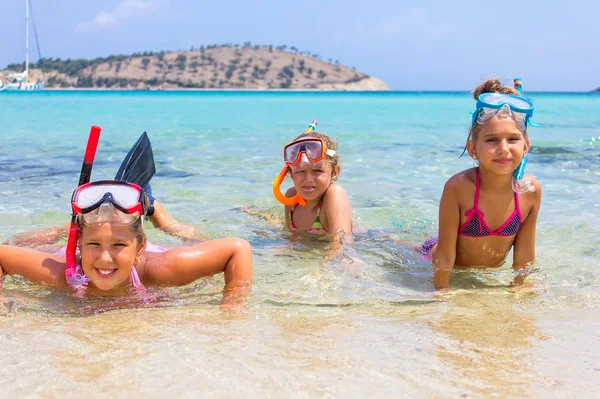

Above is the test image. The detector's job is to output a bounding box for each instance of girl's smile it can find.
[470,116,529,176]
[79,222,144,290]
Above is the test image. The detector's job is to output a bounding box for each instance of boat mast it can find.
[25,0,29,78]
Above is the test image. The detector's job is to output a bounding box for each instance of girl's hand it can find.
[221,280,252,313]
[326,246,364,278]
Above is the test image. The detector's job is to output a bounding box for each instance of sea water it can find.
[0,91,599,397]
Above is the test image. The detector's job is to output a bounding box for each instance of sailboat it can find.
[0,0,45,91]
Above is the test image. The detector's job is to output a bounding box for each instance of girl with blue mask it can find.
[423,78,543,289]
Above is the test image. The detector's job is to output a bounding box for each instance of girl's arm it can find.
[322,185,353,241]
[149,201,208,242]
[432,178,462,289]
[512,179,542,285]
[241,207,284,225]
[321,185,353,258]
[144,238,253,304]
[4,226,68,247]
[0,245,67,286]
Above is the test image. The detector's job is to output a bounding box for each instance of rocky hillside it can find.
[1,44,388,90]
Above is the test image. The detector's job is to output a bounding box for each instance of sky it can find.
[1,0,598,91]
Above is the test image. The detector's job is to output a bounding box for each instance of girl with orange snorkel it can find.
[0,126,252,305]
[272,120,353,254]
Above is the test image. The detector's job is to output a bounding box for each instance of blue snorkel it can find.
[512,78,527,182]
[512,78,536,193]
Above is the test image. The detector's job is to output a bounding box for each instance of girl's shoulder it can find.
[444,168,477,191]
[322,184,349,203]
[137,246,175,283]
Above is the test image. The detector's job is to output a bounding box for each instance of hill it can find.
[0,44,389,90]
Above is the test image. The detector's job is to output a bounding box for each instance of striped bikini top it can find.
[289,202,326,233]
[459,170,522,237]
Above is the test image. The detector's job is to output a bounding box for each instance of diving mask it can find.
[283,138,336,166]
[71,180,146,225]
[472,92,540,131]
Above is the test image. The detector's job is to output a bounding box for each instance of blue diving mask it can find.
[471,92,541,131]
[471,92,540,194]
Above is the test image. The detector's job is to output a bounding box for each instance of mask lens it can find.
[476,107,498,124]
[302,140,324,161]
[479,93,533,111]
[80,202,140,225]
[74,183,141,211]
[284,139,324,165]
[476,105,528,131]
[284,143,301,164]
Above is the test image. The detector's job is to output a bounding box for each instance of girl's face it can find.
[468,116,530,176]
[79,222,145,291]
[291,159,340,201]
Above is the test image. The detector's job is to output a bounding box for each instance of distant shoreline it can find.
[43,87,390,92]
[34,88,600,94]
[42,87,396,92]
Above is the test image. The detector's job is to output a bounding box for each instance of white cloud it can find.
[76,0,167,32]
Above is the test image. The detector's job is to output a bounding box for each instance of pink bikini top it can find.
[459,170,522,237]
[289,202,326,233]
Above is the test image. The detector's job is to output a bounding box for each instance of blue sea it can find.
[1,91,599,397]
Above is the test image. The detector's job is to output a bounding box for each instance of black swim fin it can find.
[114,131,156,188]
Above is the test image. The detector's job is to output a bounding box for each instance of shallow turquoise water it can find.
[0,91,599,397]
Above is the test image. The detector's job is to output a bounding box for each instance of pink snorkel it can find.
[65,125,102,289]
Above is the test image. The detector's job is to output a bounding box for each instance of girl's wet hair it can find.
[292,131,340,169]
[76,214,146,243]
[461,78,528,157]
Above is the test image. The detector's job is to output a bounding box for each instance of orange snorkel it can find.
[272,120,319,206]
